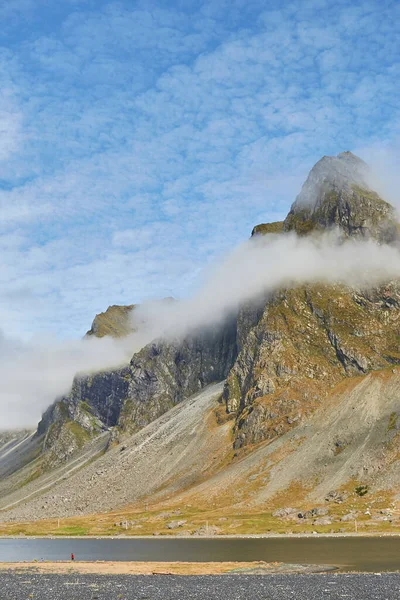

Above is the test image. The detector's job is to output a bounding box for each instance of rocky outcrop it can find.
[283,152,398,243]
[38,367,128,466]
[119,320,237,432]
[86,304,135,338]
[251,221,284,236]
[223,282,400,448]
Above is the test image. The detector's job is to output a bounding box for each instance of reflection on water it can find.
[0,537,399,572]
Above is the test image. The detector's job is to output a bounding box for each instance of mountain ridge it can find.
[2,150,400,533]
[32,151,400,464]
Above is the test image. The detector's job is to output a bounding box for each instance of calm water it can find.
[0,537,400,572]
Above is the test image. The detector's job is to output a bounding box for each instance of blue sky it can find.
[0,0,399,339]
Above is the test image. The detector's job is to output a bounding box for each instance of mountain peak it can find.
[283,151,398,242]
[292,151,370,210]
[86,304,135,338]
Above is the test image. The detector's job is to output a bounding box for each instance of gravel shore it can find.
[1,572,400,599]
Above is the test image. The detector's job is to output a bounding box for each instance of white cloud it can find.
[0,330,134,429]
[3,230,400,428]
[135,231,400,342]
[356,138,400,210]
[0,0,397,343]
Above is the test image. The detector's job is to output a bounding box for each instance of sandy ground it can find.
[0,560,332,575]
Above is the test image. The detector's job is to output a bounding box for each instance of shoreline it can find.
[0,560,337,575]
[1,532,400,539]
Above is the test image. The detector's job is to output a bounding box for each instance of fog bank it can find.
[133,231,400,340]
[3,230,400,429]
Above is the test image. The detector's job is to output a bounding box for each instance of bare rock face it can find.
[38,367,129,444]
[38,385,107,467]
[38,316,238,463]
[119,321,237,432]
[291,151,370,209]
[224,282,400,449]
[283,152,398,243]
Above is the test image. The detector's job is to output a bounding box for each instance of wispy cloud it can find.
[3,230,400,429]
[0,0,398,340]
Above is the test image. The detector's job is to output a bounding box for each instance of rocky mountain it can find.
[2,150,400,531]
[223,282,400,450]
[224,151,400,448]
[283,151,398,242]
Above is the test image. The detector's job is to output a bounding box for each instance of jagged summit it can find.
[292,151,370,210]
[252,151,398,243]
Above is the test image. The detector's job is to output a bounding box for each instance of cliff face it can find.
[223,283,400,449]
[38,369,128,465]
[38,315,237,464]
[119,320,237,432]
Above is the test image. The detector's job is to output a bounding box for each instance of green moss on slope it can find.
[86,304,135,338]
[251,222,284,236]
[65,421,92,448]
